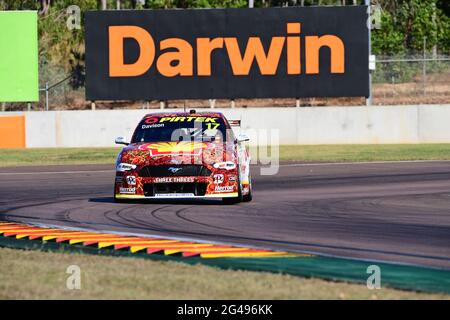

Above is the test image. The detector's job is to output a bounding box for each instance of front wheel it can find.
[242,175,253,202]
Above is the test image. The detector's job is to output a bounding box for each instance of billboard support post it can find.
[45,82,49,111]
[366,0,372,106]
[39,82,49,111]
[423,37,427,96]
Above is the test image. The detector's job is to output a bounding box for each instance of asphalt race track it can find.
[1,161,449,269]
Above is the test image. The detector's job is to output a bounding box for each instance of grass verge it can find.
[1,144,450,167]
[0,247,448,299]
[272,144,450,162]
[0,147,121,167]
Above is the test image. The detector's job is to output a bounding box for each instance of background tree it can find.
[0,0,448,90]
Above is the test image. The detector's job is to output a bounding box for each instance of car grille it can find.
[139,165,211,177]
[144,183,207,197]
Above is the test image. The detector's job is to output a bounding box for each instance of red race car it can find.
[114,110,252,204]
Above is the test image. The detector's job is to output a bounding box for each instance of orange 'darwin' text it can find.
[109,23,345,77]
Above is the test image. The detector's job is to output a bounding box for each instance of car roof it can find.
[143,111,225,118]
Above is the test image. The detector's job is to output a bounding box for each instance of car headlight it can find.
[116,163,137,172]
[213,161,236,170]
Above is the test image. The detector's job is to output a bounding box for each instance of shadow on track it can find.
[88,197,224,205]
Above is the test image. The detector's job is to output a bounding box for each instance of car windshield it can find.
[131,114,229,143]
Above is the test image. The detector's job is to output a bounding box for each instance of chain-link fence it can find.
[372,55,450,106]
[32,54,450,109]
[37,56,85,111]
[2,54,449,111]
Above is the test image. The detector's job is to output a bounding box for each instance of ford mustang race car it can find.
[114,111,252,204]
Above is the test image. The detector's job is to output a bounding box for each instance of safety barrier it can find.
[1,105,450,148]
[0,115,25,148]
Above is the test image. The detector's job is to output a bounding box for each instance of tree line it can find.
[0,0,448,88]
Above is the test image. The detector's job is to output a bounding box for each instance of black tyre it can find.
[242,175,253,202]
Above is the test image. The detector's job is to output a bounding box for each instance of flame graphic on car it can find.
[142,141,208,156]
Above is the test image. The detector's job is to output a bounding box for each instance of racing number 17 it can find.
[206,123,220,130]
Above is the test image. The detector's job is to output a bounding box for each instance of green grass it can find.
[0,147,121,167]
[271,144,450,162]
[0,247,448,300]
[1,144,450,167]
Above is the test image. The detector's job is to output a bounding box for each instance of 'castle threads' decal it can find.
[85,7,369,100]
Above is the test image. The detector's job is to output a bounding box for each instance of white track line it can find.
[1,159,450,175]
[280,159,450,167]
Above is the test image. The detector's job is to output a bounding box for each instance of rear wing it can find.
[228,119,241,127]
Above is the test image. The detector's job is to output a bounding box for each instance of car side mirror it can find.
[237,134,250,143]
[115,136,129,145]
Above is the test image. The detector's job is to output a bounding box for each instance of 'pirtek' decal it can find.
[144,115,218,124]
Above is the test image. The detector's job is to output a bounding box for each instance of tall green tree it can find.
[372,0,450,54]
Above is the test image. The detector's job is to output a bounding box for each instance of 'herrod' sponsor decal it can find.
[85,7,369,100]
[214,185,235,193]
[119,187,136,194]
